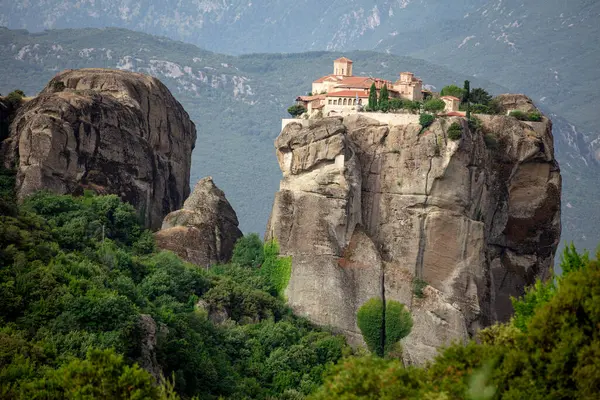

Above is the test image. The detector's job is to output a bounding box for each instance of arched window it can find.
[343,98,347,105]
[358,99,362,105]
[353,99,357,105]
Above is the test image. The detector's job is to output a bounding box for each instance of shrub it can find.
[232,233,264,268]
[260,239,292,298]
[5,89,25,109]
[413,278,428,298]
[470,104,493,114]
[388,98,404,111]
[287,104,306,117]
[384,301,413,356]
[356,298,413,357]
[419,114,435,129]
[356,298,384,357]
[528,111,542,121]
[423,98,446,113]
[509,110,528,120]
[447,122,463,140]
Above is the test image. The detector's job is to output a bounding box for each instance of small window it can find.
[328,99,332,105]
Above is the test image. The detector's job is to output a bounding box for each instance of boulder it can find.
[155,177,243,268]
[0,69,196,229]
[266,100,561,364]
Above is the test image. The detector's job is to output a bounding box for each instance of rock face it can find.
[155,177,243,268]
[0,69,196,229]
[266,95,561,364]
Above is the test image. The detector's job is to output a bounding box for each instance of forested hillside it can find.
[0,168,349,399]
[1,166,598,398]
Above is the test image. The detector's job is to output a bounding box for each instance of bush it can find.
[470,103,493,114]
[509,110,543,122]
[509,110,528,120]
[447,122,463,140]
[260,239,292,298]
[419,114,435,129]
[356,298,412,357]
[413,278,428,298]
[423,98,446,113]
[528,111,542,121]
[232,233,264,268]
[5,89,25,109]
[287,104,306,117]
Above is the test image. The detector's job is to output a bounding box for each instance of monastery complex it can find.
[294,57,461,118]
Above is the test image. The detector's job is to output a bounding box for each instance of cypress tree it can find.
[368,82,378,111]
[378,84,389,111]
[464,80,471,119]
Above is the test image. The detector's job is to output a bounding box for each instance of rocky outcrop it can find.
[266,96,561,364]
[0,69,196,229]
[155,177,243,268]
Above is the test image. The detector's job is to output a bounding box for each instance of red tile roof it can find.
[443,111,466,117]
[335,57,353,63]
[326,90,370,98]
[441,96,461,101]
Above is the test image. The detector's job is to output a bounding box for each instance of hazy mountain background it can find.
[1,0,599,250]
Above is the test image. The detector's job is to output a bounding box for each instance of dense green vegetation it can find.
[0,175,349,399]
[356,298,413,358]
[447,122,463,141]
[509,110,543,122]
[287,104,306,117]
[311,245,600,399]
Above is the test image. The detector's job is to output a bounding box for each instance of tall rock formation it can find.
[267,96,561,364]
[156,177,243,268]
[0,69,196,229]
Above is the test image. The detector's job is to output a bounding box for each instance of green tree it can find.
[378,84,389,112]
[21,348,178,399]
[440,85,465,99]
[464,80,471,119]
[470,88,492,105]
[447,122,463,140]
[260,239,292,298]
[423,98,445,113]
[356,298,413,357]
[368,83,378,111]
[419,114,435,130]
[287,104,306,117]
[232,233,264,268]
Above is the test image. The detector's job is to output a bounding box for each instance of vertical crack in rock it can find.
[415,156,433,279]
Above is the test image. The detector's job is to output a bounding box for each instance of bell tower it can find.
[333,57,353,77]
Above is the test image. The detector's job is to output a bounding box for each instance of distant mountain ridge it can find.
[0,26,598,251]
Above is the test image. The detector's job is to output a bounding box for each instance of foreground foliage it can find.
[312,246,600,399]
[0,184,349,399]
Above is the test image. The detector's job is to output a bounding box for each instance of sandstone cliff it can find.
[156,177,243,268]
[266,96,561,364]
[0,69,196,229]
